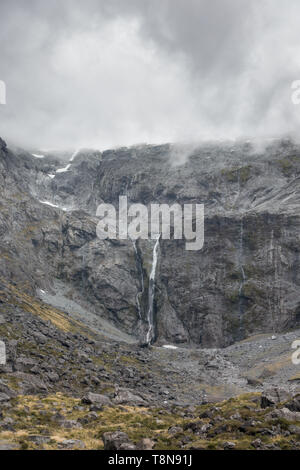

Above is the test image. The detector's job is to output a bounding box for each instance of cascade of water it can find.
[270,229,280,333]
[132,240,144,320]
[69,149,80,162]
[146,235,160,345]
[238,217,246,336]
[233,170,241,207]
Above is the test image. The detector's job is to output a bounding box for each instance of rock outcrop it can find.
[1,137,300,347]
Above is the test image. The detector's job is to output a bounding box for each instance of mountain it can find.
[0,136,300,450]
[1,137,300,347]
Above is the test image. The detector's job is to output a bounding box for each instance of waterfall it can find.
[132,240,144,320]
[238,217,246,336]
[268,229,278,333]
[69,148,80,162]
[146,235,160,345]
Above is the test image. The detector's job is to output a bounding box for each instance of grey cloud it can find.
[0,0,300,149]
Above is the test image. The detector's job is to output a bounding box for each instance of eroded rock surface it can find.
[2,137,300,347]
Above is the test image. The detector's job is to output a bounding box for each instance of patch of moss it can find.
[221,166,252,184]
[242,282,265,301]
[277,156,299,177]
[224,289,240,303]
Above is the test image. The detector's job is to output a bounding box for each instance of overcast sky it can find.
[0,0,300,150]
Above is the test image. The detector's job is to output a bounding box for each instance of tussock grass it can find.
[0,392,299,450]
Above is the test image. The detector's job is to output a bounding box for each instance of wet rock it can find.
[4,137,300,349]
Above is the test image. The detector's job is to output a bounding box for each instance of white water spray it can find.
[146,235,160,345]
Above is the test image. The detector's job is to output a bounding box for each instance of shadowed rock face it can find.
[1,136,300,347]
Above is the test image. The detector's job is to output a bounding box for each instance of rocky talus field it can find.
[0,136,300,450]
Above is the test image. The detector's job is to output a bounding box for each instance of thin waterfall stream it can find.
[238,217,246,337]
[146,235,161,345]
[132,240,144,320]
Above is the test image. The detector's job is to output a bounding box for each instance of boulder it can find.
[247,377,263,387]
[81,392,111,407]
[12,372,48,394]
[285,394,300,412]
[0,393,10,403]
[288,425,300,436]
[270,408,300,422]
[59,439,86,449]
[137,438,155,450]
[0,417,15,431]
[27,435,51,445]
[168,426,183,435]
[102,431,131,450]
[114,388,146,406]
[60,419,82,429]
[119,443,137,450]
[261,388,291,408]
[251,439,262,449]
[0,380,16,398]
[223,441,236,450]
[0,440,19,450]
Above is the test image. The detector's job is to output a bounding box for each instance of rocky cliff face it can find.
[1,136,300,348]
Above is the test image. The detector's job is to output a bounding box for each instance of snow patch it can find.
[55,148,80,173]
[162,345,178,350]
[48,174,55,179]
[39,200,67,211]
[56,164,71,174]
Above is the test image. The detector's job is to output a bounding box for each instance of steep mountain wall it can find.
[1,137,300,347]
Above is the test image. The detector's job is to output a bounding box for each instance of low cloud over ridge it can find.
[1,0,300,149]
